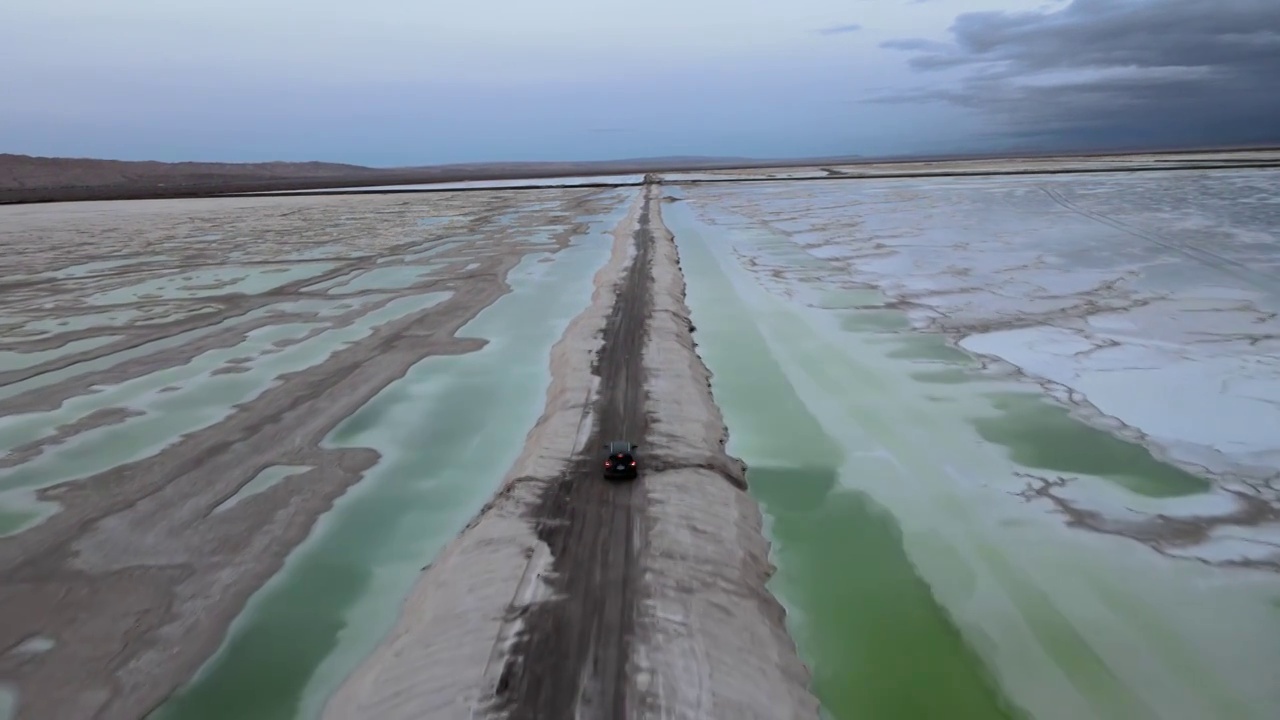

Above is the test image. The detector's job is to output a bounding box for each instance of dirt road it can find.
[492,192,654,719]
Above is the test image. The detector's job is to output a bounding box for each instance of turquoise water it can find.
[150,190,634,720]
[665,193,1272,720]
[0,295,450,537]
[0,335,122,373]
[972,392,1208,497]
[668,198,1022,719]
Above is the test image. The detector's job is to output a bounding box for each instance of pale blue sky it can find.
[2,0,1276,165]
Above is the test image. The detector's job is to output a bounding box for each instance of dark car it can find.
[602,440,639,480]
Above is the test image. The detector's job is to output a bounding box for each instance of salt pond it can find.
[666,175,1280,720]
[150,189,636,720]
[0,294,450,536]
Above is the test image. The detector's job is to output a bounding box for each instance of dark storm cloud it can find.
[816,23,862,35]
[883,0,1280,149]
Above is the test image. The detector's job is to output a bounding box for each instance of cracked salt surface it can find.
[669,170,1280,720]
[684,169,1280,505]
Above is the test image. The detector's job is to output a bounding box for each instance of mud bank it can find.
[629,195,820,718]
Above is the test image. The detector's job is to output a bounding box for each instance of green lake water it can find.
[668,198,1023,719]
[664,193,1274,720]
[150,191,634,720]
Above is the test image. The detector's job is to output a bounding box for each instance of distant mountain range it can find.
[0,154,376,191]
[0,153,805,202]
[4,143,1277,204]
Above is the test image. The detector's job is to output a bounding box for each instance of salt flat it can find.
[667,164,1280,719]
[0,187,637,719]
[3,156,1279,720]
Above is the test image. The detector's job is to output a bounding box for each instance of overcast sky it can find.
[2,0,1277,165]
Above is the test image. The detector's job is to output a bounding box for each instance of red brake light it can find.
[630,461,636,466]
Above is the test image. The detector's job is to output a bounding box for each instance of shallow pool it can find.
[668,192,1280,720]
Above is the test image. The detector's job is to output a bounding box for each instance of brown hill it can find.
[0,154,379,191]
[0,153,783,204]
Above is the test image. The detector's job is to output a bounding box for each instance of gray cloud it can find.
[883,0,1280,150]
[816,24,862,35]
[880,38,949,52]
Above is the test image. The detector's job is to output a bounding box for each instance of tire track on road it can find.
[494,188,654,720]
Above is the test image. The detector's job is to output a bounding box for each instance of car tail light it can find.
[630,461,636,466]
